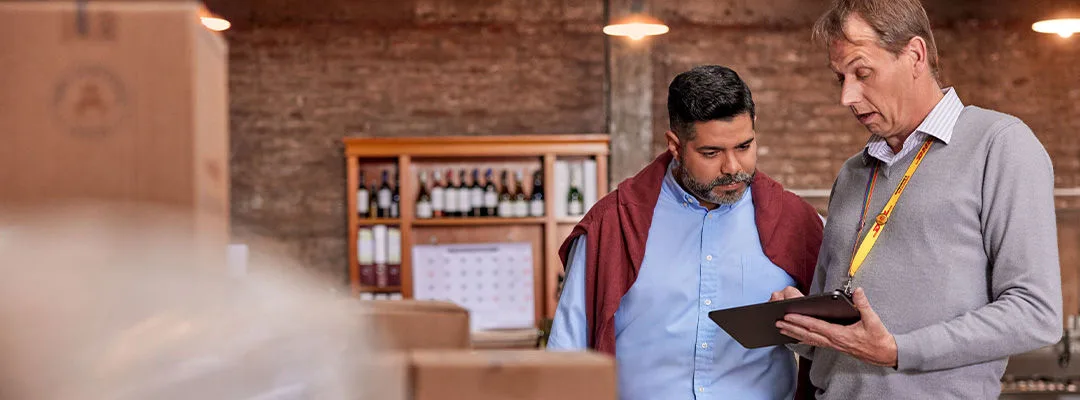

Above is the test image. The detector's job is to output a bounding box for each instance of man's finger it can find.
[783,313,837,332]
[782,286,803,298]
[777,320,833,348]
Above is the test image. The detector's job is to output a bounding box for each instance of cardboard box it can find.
[360,300,471,350]
[409,350,617,400]
[0,1,229,253]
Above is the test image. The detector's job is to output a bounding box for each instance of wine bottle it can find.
[483,168,498,217]
[416,170,433,219]
[512,170,528,217]
[358,228,375,287]
[470,169,484,217]
[457,169,470,218]
[568,167,584,216]
[431,168,445,218]
[497,170,513,217]
[390,170,400,218]
[377,170,392,218]
[388,227,402,287]
[444,169,459,218]
[373,224,388,288]
[529,169,544,217]
[368,180,378,218]
[356,171,370,217]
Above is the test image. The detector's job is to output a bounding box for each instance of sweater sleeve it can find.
[893,120,1063,372]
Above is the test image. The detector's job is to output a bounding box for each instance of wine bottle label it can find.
[457,190,470,213]
[375,264,388,287]
[498,202,512,217]
[445,190,457,212]
[530,200,544,216]
[390,202,399,218]
[431,188,444,211]
[569,200,583,215]
[513,201,528,217]
[470,188,483,209]
[484,191,498,207]
[357,191,369,213]
[378,190,391,208]
[417,201,433,219]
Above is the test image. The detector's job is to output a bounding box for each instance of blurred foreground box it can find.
[0,0,229,252]
[366,349,617,400]
[360,299,472,351]
[408,349,616,400]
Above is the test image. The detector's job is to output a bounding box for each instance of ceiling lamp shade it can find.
[198,7,231,32]
[1032,18,1080,38]
[603,13,669,40]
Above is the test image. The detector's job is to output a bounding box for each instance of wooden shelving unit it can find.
[344,134,610,324]
[412,217,547,226]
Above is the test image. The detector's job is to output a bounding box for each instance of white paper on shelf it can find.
[387,227,401,264]
[554,160,570,218]
[358,228,375,264]
[411,242,535,331]
[372,225,387,264]
[583,158,597,212]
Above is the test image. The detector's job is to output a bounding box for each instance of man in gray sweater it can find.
[770,0,1063,398]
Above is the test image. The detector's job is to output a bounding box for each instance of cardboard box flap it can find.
[409,350,617,400]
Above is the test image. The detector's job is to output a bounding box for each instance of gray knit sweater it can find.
[800,106,1062,399]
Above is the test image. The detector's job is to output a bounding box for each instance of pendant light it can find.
[603,0,668,41]
[199,6,231,32]
[1032,18,1080,38]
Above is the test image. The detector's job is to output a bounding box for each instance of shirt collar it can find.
[865,87,964,146]
[862,87,965,163]
[661,158,750,213]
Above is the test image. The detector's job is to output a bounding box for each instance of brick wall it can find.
[226,2,606,276]
[225,0,1080,276]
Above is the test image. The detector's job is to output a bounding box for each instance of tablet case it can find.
[707,290,861,349]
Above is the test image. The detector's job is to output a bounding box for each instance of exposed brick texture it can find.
[224,0,1080,277]
[226,2,605,275]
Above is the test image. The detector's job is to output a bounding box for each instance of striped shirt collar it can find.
[864,87,965,166]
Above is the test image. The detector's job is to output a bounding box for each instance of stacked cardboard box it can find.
[360,299,617,399]
[0,0,229,258]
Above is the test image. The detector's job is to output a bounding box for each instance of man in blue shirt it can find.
[547,65,824,400]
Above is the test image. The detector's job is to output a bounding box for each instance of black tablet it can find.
[707,290,861,349]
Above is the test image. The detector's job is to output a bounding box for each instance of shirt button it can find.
[698,387,705,393]
[704,299,712,306]
[706,255,713,261]
[701,343,708,349]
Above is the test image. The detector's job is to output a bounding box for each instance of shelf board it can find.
[556,217,583,224]
[414,217,546,226]
[356,218,402,226]
[359,286,402,293]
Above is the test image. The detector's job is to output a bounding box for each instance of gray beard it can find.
[674,161,754,205]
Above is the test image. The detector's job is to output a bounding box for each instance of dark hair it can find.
[667,65,756,142]
[812,0,940,79]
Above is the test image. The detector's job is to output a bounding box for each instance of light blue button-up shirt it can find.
[548,160,799,400]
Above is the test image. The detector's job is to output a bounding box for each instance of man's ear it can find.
[666,131,681,159]
[906,36,929,79]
